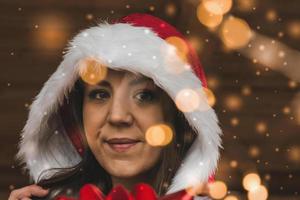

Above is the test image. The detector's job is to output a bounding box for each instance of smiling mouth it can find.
[105,138,141,153]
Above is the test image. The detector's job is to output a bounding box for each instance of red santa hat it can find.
[17,13,222,194]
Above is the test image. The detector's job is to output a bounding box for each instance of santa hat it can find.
[17,13,222,194]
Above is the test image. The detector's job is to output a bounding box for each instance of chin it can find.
[108,163,143,178]
[102,160,144,178]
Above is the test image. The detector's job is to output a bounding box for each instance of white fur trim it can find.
[17,22,222,193]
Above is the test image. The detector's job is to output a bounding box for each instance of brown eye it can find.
[135,90,156,102]
[89,89,110,101]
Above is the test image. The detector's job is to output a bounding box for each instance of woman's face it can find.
[83,69,169,179]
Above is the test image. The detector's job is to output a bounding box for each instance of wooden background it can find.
[0,0,299,199]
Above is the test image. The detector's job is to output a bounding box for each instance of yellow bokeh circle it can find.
[197,3,223,28]
[243,173,261,191]
[79,58,108,85]
[145,124,173,146]
[221,16,252,49]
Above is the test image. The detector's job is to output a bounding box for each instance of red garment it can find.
[56,183,194,200]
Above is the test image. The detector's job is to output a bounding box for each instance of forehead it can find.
[83,69,156,88]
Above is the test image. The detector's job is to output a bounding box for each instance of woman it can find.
[9,13,222,200]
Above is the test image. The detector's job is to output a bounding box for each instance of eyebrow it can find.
[96,80,111,87]
[128,76,153,86]
[95,76,153,87]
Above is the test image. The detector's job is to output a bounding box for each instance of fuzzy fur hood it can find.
[17,14,222,195]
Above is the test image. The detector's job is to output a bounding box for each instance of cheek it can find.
[133,106,166,132]
[82,102,107,144]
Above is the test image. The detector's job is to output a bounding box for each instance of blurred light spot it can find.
[166,36,189,63]
[165,3,177,17]
[175,89,201,112]
[288,80,298,88]
[243,173,261,191]
[264,174,271,181]
[203,87,216,107]
[265,9,277,22]
[197,3,223,28]
[209,181,227,199]
[287,21,300,39]
[230,117,239,126]
[241,85,252,96]
[86,13,94,21]
[278,50,285,58]
[202,0,233,15]
[256,122,267,134]
[230,160,238,168]
[207,75,220,90]
[278,31,284,38]
[236,0,256,12]
[33,14,69,50]
[224,195,239,200]
[79,58,108,85]
[287,146,300,162]
[220,16,252,49]
[282,106,291,115]
[188,36,204,53]
[259,45,265,51]
[247,185,268,200]
[224,94,243,111]
[145,124,173,146]
[149,5,155,11]
[248,146,260,158]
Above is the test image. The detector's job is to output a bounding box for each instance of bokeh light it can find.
[265,9,278,22]
[224,195,239,200]
[203,87,216,107]
[78,58,108,85]
[224,94,243,111]
[85,13,94,21]
[255,122,267,134]
[287,21,300,39]
[165,3,177,17]
[145,124,173,146]
[288,80,298,88]
[287,146,300,162]
[188,36,204,53]
[230,160,238,168]
[208,181,227,199]
[247,185,268,200]
[248,146,260,158]
[207,75,220,90]
[264,174,271,181]
[241,85,252,96]
[33,14,69,50]
[166,36,189,63]
[197,3,223,28]
[220,16,252,49]
[236,0,257,12]
[243,173,261,191]
[282,106,291,115]
[230,117,239,126]
[175,89,201,112]
[202,0,233,15]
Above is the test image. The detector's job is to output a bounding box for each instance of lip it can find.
[104,138,141,153]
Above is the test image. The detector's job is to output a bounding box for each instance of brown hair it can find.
[36,78,197,199]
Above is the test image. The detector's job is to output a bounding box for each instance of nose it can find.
[108,97,133,128]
